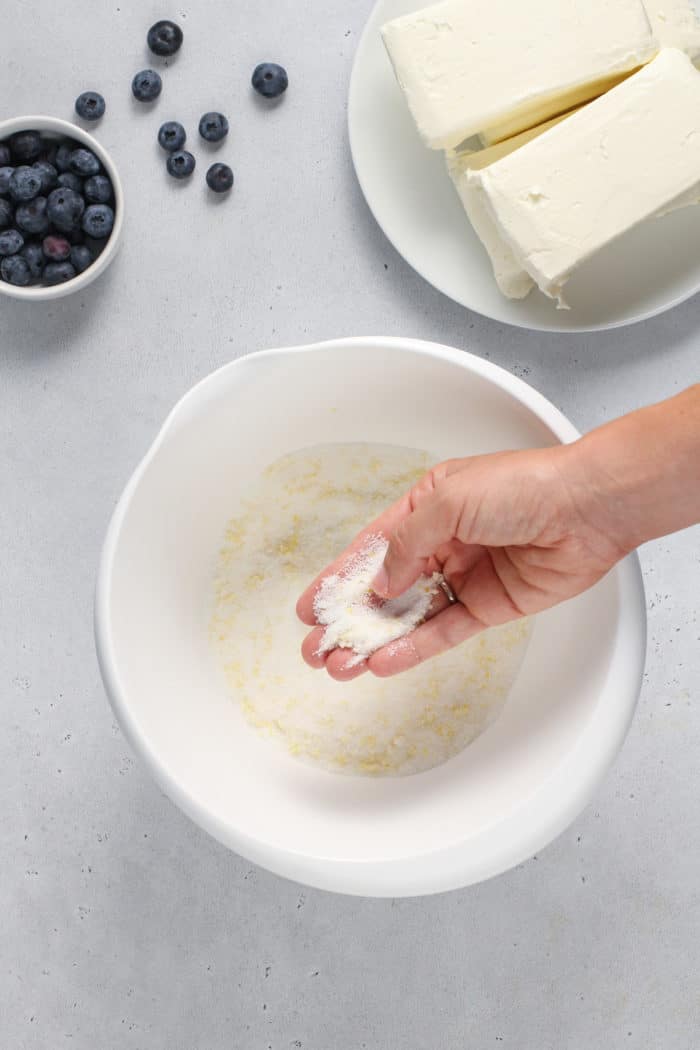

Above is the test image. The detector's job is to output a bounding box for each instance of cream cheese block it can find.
[642,0,700,58]
[381,0,657,149]
[446,114,575,298]
[467,49,700,306]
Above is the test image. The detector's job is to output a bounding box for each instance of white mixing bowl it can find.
[95,337,646,897]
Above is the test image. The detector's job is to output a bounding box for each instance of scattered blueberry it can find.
[9,166,43,202]
[158,121,186,151]
[47,187,85,232]
[32,160,58,192]
[0,228,24,255]
[55,144,72,172]
[43,261,76,285]
[206,162,234,193]
[75,91,106,121]
[166,150,195,179]
[15,197,49,236]
[70,243,93,273]
[0,254,31,286]
[84,174,112,203]
[57,172,83,193]
[42,234,72,261]
[0,166,14,194]
[21,241,45,278]
[0,198,13,227]
[132,69,163,102]
[69,148,100,177]
[252,63,288,99]
[0,145,10,166]
[82,203,114,238]
[199,112,228,142]
[147,19,183,56]
[9,130,43,163]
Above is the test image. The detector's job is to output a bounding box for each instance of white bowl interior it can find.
[100,341,641,891]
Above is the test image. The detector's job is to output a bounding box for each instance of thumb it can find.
[372,480,463,598]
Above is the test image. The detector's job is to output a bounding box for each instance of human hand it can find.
[296,443,629,680]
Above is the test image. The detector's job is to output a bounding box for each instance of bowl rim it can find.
[0,114,123,301]
[94,337,647,895]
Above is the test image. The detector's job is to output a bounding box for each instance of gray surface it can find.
[1,2,698,1047]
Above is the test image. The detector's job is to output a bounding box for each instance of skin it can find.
[297,385,700,680]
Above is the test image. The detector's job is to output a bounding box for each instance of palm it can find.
[298,451,623,680]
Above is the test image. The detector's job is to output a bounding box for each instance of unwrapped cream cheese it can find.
[467,49,700,306]
[381,0,657,149]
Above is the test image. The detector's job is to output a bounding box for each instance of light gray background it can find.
[2,2,698,1047]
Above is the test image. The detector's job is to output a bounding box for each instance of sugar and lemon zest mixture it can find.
[211,444,531,777]
[313,534,443,667]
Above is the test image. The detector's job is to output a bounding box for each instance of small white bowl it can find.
[0,115,123,301]
[95,337,647,897]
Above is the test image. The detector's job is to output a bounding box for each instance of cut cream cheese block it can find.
[467,49,700,307]
[642,0,700,58]
[446,114,576,299]
[381,0,657,149]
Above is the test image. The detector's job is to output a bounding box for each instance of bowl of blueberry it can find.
[0,115,123,300]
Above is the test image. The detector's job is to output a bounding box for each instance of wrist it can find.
[559,386,700,552]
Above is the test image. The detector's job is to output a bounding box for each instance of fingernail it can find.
[372,566,389,597]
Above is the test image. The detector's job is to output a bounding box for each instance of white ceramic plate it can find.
[348,0,700,332]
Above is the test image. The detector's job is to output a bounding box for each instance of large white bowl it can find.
[95,338,647,897]
[0,115,123,301]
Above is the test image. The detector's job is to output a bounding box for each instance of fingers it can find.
[301,584,455,676]
[372,476,464,598]
[295,490,415,626]
[301,626,369,680]
[367,602,486,677]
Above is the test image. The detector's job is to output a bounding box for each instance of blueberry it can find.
[42,234,72,261]
[70,243,93,273]
[0,198,13,227]
[21,240,45,278]
[69,148,100,177]
[9,166,43,202]
[75,91,106,121]
[205,162,234,193]
[55,144,72,172]
[32,160,58,192]
[0,228,24,255]
[0,166,13,194]
[10,130,42,163]
[132,69,162,102]
[251,63,288,99]
[0,254,31,285]
[43,261,76,285]
[157,121,186,152]
[0,145,10,166]
[40,143,58,166]
[198,112,228,142]
[57,172,83,193]
[166,150,195,179]
[147,19,183,56]
[84,174,112,204]
[47,187,85,232]
[15,196,49,235]
[82,203,114,238]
